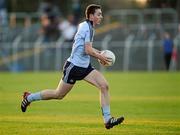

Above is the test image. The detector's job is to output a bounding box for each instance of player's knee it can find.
[100,83,109,92]
[54,91,66,100]
[56,94,65,100]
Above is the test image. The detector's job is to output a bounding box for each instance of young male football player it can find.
[21,4,124,129]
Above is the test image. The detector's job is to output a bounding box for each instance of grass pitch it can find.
[0,72,180,135]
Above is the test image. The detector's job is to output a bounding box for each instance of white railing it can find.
[147,34,156,71]
[123,34,135,71]
[0,39,179,72]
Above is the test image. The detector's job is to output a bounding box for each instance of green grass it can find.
[0,72,180,135]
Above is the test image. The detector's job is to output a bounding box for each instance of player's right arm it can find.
[85,42,109,64]
[77,22,110,64]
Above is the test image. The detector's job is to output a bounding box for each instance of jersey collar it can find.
[86,19,93,27]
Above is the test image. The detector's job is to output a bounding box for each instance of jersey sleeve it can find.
[84,28,91,43]
[77,23,92,44]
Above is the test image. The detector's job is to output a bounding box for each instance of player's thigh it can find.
[84,69,109,90]
[56,79,74,96]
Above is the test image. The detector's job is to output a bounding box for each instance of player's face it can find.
[93,9,103,26]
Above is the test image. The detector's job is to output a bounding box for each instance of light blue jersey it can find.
[67,20,94,68]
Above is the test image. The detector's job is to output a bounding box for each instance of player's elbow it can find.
[85,43,93,55]
[85,48,90,55]
[85,47,93,55]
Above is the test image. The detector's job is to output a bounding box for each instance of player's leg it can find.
[84,70,110,121]
[21,61,76,112]
[21,80,74,112]
[84,70,110,106]
[40,79,74,100]
[84,69,124,129]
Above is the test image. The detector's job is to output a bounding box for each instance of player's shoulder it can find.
[78,20,89,30]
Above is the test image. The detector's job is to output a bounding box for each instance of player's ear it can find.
[89,14,94,19]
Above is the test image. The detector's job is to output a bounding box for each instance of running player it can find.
[21,4,124,129]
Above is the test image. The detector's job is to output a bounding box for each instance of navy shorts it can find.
[62,61,95,84]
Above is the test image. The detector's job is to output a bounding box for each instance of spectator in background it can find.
[0,0,7,26]
[58,14,77,42]
[38,0,61,43]
[162,32,174,70]
[23,17,32,39]
[8,13,22,41]
[39,14,50,42]
[40,14,60,43]
[170,24,180,71]
[72,0,81,25]
[39,14,60,70]
[38,0,61,17]
[9,13,16,28]
[178,24,180,35]
[1,13,17,43]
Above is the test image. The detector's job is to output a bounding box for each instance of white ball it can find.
[99,50,116,66]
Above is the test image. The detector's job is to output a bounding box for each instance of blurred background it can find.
[0,0,179,72]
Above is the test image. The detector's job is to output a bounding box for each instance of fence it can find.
[0,37,179,72]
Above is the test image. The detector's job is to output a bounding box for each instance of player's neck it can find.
[86,19,95,27]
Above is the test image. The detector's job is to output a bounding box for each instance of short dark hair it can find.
[85,4,101,19]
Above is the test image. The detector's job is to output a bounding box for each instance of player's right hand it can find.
[99,53,111,65]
